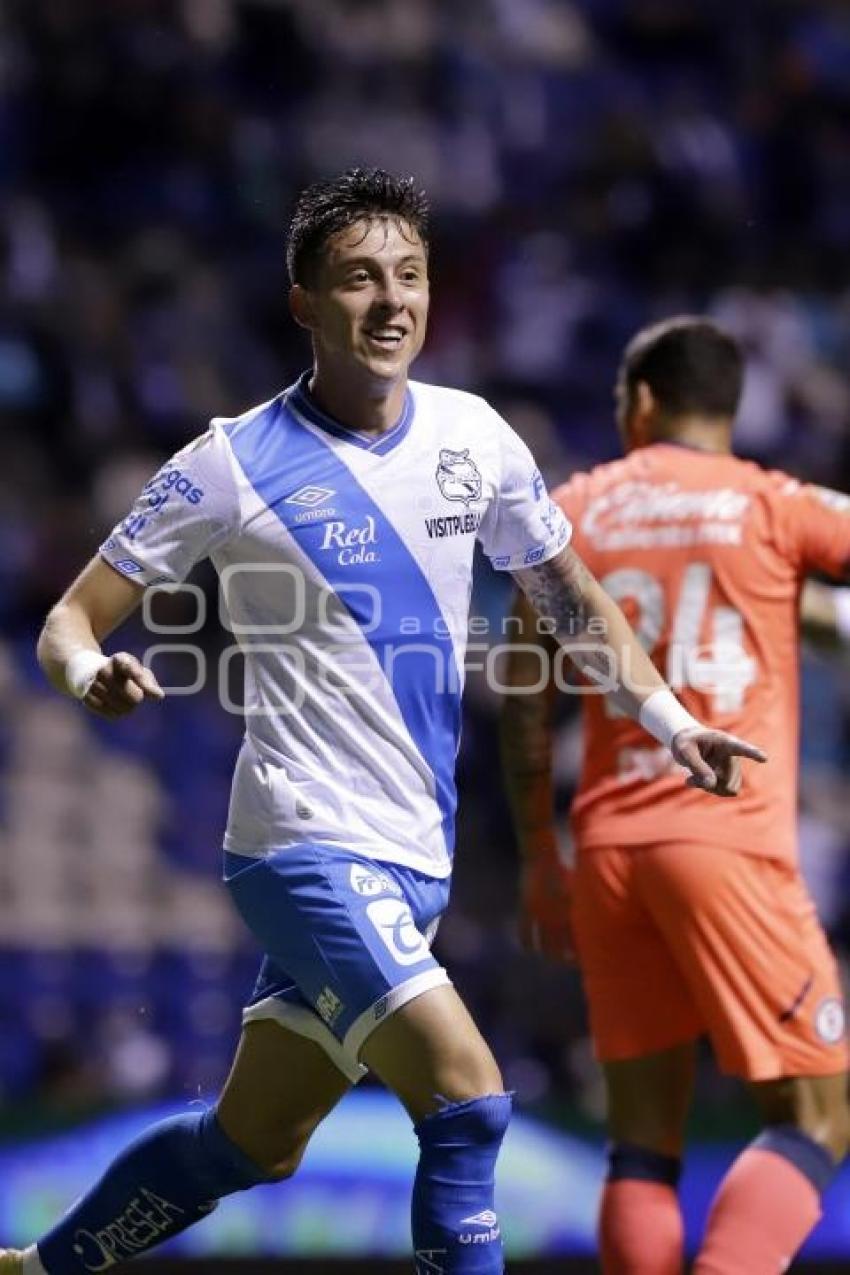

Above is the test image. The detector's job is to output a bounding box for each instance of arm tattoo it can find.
[515,549,618,689]
[516,549,593,637]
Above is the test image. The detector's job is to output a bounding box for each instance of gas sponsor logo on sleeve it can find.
[121,467,205,543]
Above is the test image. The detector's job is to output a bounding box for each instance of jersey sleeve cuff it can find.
[99,538,175,587]
[487,517,572,572]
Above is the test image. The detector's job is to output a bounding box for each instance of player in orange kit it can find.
[501,317,850,1275]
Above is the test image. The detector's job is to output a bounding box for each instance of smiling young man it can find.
[9,174,764,1275]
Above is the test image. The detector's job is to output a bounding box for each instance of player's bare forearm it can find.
[513,545,668,721]
[37,556,163,714]
[513,546,767,794]
[38,558,140,688]
[38,601,103,695]
[499,592,559,864]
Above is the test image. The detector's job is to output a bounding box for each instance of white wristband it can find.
[638,688,701,751]
[65,650,109,700]
[834,589,850,645]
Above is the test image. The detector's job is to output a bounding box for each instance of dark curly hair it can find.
[285,167,429,286]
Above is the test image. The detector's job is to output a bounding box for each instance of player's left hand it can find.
[671,728,767,797]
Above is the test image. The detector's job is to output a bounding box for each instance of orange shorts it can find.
[571,842,848,1080]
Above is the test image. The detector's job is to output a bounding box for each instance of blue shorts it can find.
[224,844,452,1083]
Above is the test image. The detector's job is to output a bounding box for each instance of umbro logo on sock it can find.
[460,1210,499,1227]
[458,1208,501,1245]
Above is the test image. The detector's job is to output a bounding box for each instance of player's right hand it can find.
[671,727,767,797]
[82,652,165,719]
[519,855,577,964]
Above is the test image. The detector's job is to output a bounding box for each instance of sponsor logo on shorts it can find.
[366,898,430,966]
[316,985,344,1027]
[814,997,846,1045]
[349,865,402,898]
[459,1209,501,1245]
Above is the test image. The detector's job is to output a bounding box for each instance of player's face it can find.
[304,217,429,382]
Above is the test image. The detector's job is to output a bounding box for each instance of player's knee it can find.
[439,1041,505,1108]
[418,1091,512,1151]
[247,1130,312,1182]
[215,1111,313,1183]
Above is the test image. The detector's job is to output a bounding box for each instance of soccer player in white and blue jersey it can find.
[13,169,765,1275]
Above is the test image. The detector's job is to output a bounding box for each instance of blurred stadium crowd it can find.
[1,0,850,1133]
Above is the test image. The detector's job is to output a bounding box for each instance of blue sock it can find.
[37,1109,270,1273]
[412,1092,512,1274]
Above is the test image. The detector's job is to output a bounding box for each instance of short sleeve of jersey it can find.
[771,475,850,580]
[99,426,241,586]
[550,474,589,536]
[477,413,572,571]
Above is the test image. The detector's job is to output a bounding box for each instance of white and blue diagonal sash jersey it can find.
[101,373,571,879]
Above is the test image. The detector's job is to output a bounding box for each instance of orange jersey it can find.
[555,443,850,862]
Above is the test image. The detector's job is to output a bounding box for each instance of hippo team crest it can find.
[435,449,482,506]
